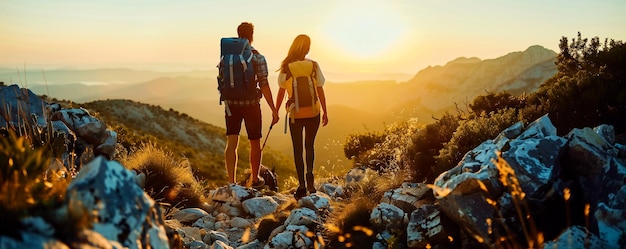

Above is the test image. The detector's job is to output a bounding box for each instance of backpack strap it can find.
[228,55,235,88]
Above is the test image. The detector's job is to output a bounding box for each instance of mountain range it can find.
[0,45,559,175]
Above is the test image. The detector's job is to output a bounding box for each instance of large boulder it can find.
[67,156,170,249]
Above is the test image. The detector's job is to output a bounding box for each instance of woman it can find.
[275,34,328,200]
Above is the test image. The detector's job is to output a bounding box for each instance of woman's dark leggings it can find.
[289,115,320,188]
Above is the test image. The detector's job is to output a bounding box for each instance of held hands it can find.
[271,110,280,126]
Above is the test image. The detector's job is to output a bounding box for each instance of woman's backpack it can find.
[286,60,318,113]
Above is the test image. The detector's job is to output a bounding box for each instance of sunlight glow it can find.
[321,1,409,59]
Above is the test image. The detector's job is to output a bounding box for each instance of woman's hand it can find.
[322,112,328,126]
[271,110,280,126]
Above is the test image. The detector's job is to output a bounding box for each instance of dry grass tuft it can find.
[121,142,207,211]
[323,197,379,248]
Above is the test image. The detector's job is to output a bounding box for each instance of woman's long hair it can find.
[279,34,311,73]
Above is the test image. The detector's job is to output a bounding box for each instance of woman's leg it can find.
[289,119,306,189]
[303,115,321,192]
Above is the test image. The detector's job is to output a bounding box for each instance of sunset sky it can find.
[1,0,625,81]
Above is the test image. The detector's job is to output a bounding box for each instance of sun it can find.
[321,1,409,59]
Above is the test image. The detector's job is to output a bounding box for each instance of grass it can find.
[120,142,208,213]
[0,129,90,243]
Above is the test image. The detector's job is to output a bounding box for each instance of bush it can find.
[405,112,460,183]
[469,92,526,114]
[342,32,625,193]
[435,108,520,176]
[532,33,626,135]
[343,131,385,161]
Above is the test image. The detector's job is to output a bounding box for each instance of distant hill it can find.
[0,67,214,86]
[325,45,558,122]
[81,99,294,188]
[3,45,559,178]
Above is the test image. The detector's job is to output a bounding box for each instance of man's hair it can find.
[237,22,254,43]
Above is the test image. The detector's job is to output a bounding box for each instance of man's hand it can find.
[271,110,280,126]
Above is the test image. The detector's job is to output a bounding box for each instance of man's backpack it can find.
[286,60,318,113]
[217,38,258,103]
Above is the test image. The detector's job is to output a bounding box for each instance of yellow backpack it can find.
[285,60,321,133]
[285,60,320,119]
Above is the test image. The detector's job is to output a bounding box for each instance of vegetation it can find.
[120,142,208,211]
[345,33,625,185]
[1,32,623,248]
[0,128,90,244]
[82,99,294,189]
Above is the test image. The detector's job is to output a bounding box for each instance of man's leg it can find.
[225,135,239,184]
[243,103,263,185]
[250,138,261,183]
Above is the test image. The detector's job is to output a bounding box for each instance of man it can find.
[223,22,279,188]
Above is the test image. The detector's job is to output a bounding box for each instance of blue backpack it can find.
[217,37,258,103]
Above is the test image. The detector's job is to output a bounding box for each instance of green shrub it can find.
[532,33,626,135]
[435,108,520,177]
[469,92,526,115]
[405,112,460,183]
[343,131,385,161]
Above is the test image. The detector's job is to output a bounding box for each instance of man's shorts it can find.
[225,103,262,140]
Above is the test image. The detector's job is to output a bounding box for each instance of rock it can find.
[193,215,217,231]
[594,124,615,145]
[172,208,210,223]
[543,226,614,249]
[179,226,203,243]
[230,217,252,229]
[203,231,231,246]
[501,134,566,197]
[0,85,46,127]
[0,232,70,249]
[68,229,124,249]
[433,139,501,199]
[493,121,524,147]
[265,226,313,249]
[188,240,210,249]
[242,196,279,218]
[438,180,498,246]
[210,184,257,205]
[212,240,234,249]
[96,130,117,159]
[284,208,318,227]
[236,239,263,248]
[20,216,54,237]
[595,202,626,248]
[298,193,331,211]
[381,183,433,213]
[407,203,454,248]
[564,127,615,176]
[517,114,557,140]
[66,156,169,249]
[320,183,345,198]
[370,202,407,231]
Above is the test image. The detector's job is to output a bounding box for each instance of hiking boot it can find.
[246,177,265,190]
[294,187,307,200]
[306,173,316,194]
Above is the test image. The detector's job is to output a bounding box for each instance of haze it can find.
[1,0,625,82]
